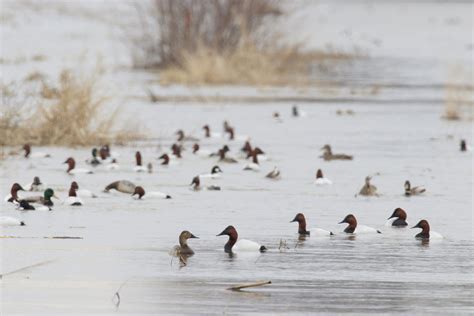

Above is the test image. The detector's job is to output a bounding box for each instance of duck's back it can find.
[233,239,261,252]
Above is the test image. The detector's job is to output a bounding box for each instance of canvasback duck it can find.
[105,158,120,170]
[5,183,25,203]
[338,214,381,234]
[243,149,260,171]
[22,188,58,207]
[190,176,221,191]
[199,165,223,179]
[171,143,183,158]
[202,125,221,138]
[359,176,378,196]
[292,105,306,117]
[133,151,147,172]
[158,153,178,166]
[320,145,353,161]
[247,147,268,161]
[17,199,50,211]
[132,186,172,199]
[99,145,112,161]
[404,180,426,196]
[64,158,93,174]
[217,225,267,254]
[25,176,44,192]
[104,180,136,194]
[291,213,333,236]
[86,148,101,166]
[265,166,281,180]
[273,111,283,123]
[192,143,212,157]
[65,181,83,206]
[314,169,332,185]
[241,141,252,155]
[412,219,443,240]
[171,231,199,256]
[386,208,408,227]
[460,139,470,152]
[176,130,198,142]
[0,216,26,227]
[218,146,238,163]
[223,121,235,140]
[23,144,50,158]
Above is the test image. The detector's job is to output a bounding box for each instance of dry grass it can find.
[442,84,473,121]
[1,70,142,147]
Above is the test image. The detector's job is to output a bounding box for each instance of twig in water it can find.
[112,278,131,309]
[0,259,56,279]
[227,280,272,291]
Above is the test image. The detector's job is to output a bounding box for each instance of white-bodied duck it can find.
[314,169,332,185]
[64,157,93,174]
[132,186,172,199]
[291,213,333,236]
[217,225,267,254]
[190,176,221,191]
[338,214,381,234]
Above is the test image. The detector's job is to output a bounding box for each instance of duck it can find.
[290,213,333,236]
[99,145,112,162]
[133,151,147,172]
[170,230,199,256]
[314,169,332,185]
[104,180,137,194]
[171,143,183,159]
[243,149,260,171]
[22,144,50,158]
[132,186,172,199]
[247,147,268,161]
[0,216,26,226]
[17,199,50,211]
[273,111,283,123]
[320,145,353,161]
[358,176,378,196]
[404,180,426,196]
[460,139,470,152]
[217,225,267,254]
[192,143,212,157]
[190,176,221,191]
[202,125,222,138]
[265,167,281,180]
[223,121,235,140]
[241,141,252,156]
[411,219,443,240]
[65,181,83,206]
[218,146,238,163]
[291,105,306,117]
[199,165,223,179]
[105,158,120,170]
[21,188,58,207]
[64,157,93,174]
[386,208,408,227]
[176,130,198,142]
[85,148,101,166]
[147,162,153,173]
[338,214,381,234]
[25,176,44,192]
[4,183,26,203]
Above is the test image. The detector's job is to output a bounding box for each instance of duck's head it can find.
[33,176,42,185]
[91,148,98,157]
[176,130,184,141]
[404,180,411,191]
[171,144,182,157]
[339,214,357,226]
[222,145,230,153]
[11,183,25,194]
[135,151,142,166]
[460,139,467,151]
[316,169,323,179]
[241,141,252,153]
[292,105,299,116]
[211,165,223,174]
[388,207,407,220]
[217,225,238,239]
[412,219,430,231]
[192,143,199,153]
[180,230,199,242]
[159,153,169,164]
[23,144,31,157]
[202,125,210,137]
[99,146,108,160]
[321,144,331,152]
[132,186,145,199]
[365,176,372,185]
[71,181,79,190]
[290,213,306,223]
[190,176,200,187]
[44,188,58,200]
[63,157,75,170]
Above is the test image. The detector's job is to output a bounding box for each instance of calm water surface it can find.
[1,102,472,314]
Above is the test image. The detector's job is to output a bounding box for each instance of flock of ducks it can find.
[1,107,470,260]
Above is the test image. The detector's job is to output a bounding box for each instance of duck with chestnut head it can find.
[290,213,333,237]
[5,183,26,203]
[190,176,221,191]
[338,214,381,234]
[411,220,443,240]
[217,225,267,254]
[386,208,408,227]
[314,169,332,185]
[64,157,93,174]
[132,186,172,200]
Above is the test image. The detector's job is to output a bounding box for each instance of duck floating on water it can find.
[23,144,50,158]
[65,181,83,206]
[199,165,223,179]
[25,176,44,192]
[411,219,443,240]
[359,176,378,196]
[171,143,183,159]
[192,143,212,157]
[158,153,178,166]
[314,169,332,185]
[386,208,408,227]
[190,176,221,191]
[86,148,101,166]
[132,186,172,199]
[133,151,147,172]
[217,225,267,254]
[5,183,25,203]
[218,146,238,163]
[243,149,260,171]
[291,213,333,236]
[171,230,199,256]
[320,144,353,161]
[202,125,221,139]
[338,214,381,234]
[64,157,93,174]
[21,188,58,208]
[104,180,137,194]
[404,180,425,196]
[176,130,198,142]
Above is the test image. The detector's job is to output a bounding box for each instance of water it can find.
[1,102,472,314]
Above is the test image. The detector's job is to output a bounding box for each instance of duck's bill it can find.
[338,220,346,224]
[216,230,226,236]
[387,216,395,220]
[190,234,199,239]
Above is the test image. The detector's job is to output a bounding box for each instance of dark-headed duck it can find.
[190,176,221,191]
[291,213,333,236]
[64,157,93,174]
[132,186,171,199]
[314,169,332,185]
[320,144,353,161]
[411,219,443,240]
[217,225,267,254]
[387,208,408,227]
[339,214,381,234]
[404,180,426,196]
